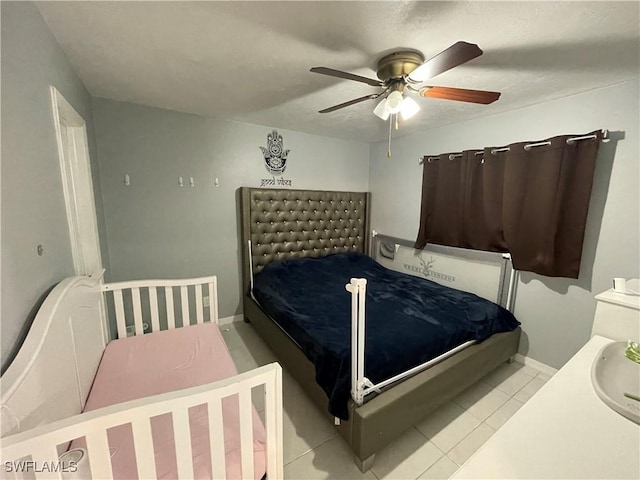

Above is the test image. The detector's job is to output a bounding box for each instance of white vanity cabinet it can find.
[453,280,640,479]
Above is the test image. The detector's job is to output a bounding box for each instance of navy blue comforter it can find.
[252,252,519,419]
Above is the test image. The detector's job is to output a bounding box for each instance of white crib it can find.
[0,274,283,479]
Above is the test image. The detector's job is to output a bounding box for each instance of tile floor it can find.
[221,322,552,480]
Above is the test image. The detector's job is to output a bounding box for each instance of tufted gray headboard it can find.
[240,187,371,295]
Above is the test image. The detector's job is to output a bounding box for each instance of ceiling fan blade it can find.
[407,41,483,83]
[310,67,383,87]
[319,93,383,113]
[419,86,501,104]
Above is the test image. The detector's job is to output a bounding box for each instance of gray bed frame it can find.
[239,187,521,472]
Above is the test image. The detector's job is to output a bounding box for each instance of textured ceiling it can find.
[37,1,640,143]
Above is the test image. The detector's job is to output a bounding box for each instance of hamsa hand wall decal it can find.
[260,130,290,175]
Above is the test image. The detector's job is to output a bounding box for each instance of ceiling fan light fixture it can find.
[400,96,420,120]
[373,98,390,120]
[386,91,404,114]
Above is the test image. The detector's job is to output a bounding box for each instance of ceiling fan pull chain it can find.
[387,115,393,158]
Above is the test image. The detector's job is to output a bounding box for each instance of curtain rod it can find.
[418,129,608,164]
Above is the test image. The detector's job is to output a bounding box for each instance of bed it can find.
[240,187,521,471]
[1,274,283,479]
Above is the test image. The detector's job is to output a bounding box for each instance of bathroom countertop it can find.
[453,335,640,479]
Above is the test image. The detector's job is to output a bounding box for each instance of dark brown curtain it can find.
[415,130,602,278]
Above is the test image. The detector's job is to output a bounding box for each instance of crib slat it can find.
[210,278,218,324]
[131,287,144,335]
[264,368,284,479]
[85,429,114,479]
[113,289,127,338]
[172,408,194,479]
[195,285,204,324]
[165,287,175,329]
[131,417,157,479]
[239,390,254,480]
[149,286,160,333]
[180,286,189,327]
[31,444,63,480]
[208,399,227,479]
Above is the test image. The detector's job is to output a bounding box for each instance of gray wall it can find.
[1,2,109,370]
[370,80,640,369]
[92,98,369,319]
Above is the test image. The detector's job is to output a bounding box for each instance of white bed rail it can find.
[344,232,519,405]
[371,232,517,310]
[346,278,368,405]
[345,277,477,405]
[1,363,283,480]
[102,276,218,338]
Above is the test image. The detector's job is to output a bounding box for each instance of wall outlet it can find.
[203,296,210,307]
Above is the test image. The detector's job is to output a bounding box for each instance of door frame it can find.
[51,87,109,340]
[50,86,103,277]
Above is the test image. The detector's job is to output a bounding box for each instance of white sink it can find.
[591,341,640,424]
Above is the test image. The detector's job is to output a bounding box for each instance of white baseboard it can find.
[218,314,244,325]
[514,353,558,377]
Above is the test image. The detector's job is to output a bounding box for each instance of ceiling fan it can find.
[310,41,500,121]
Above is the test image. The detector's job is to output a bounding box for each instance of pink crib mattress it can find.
[81,323,266,479]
